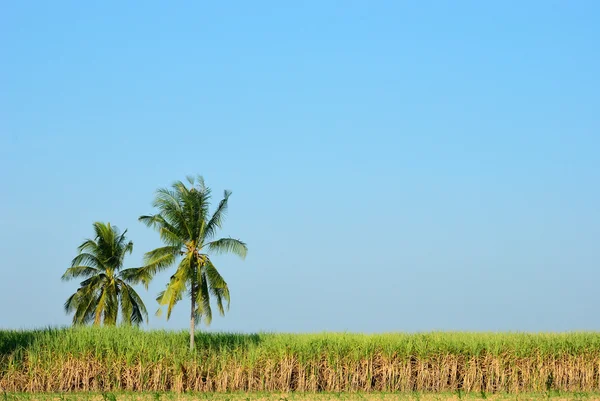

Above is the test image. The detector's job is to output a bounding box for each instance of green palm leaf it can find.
[207,238,248,259]
[61,265,101,281]
[203,190,231,240]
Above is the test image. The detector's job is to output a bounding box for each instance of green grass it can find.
[2,327,600,360]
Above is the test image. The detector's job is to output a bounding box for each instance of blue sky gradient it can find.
[1,1,599,332]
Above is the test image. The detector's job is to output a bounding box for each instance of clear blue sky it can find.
[1,2,599,332]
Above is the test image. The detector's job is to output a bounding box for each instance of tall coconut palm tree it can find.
[137,175,247,351]
[62,222,148,326]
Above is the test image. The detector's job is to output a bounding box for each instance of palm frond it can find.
[77,239,99,255]
[64,292,78,314]
[157,258,190,320]
[197,271,212,326]
[94,287,108,325]
[206,238,248,259]
[119,283,133,326]
[191,184,212,243]
[117,239,134,266]
[78,273,107,288]
[105,282,119,325]
[119,266,152,290]
[203,190,231,241]
[204,259,229,290]
[73,291,98,325]
[205,259,230,314]
[154,186,193,240]
[186,174,206,191]
[93,222,117,262]
[139,214,162,228]
[139,214,183,241]
[126,284,148,325]
[62,265,101,281]
[69,253,103,270]
[159,227,184,247]
[119,281,148,325]
[71,278,104,325]
[138,246,180,285]
[168,178,211,243]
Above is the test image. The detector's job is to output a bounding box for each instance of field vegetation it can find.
[1,328,600,393]
[2,390,599,401]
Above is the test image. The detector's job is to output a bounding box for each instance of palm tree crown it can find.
[138,175,247,349]
[62,222,148,326]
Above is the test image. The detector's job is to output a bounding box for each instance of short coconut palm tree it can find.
[137,175,247,350]
[62,222,148,326]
